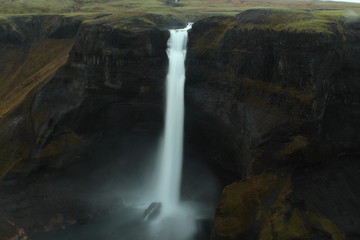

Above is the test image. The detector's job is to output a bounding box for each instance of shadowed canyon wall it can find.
[0,14,170,236]
[186,9,360,240]
[0,8,360,240]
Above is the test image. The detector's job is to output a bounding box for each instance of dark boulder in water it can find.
[143,202,162,221]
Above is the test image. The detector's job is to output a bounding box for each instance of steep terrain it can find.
[0,2,360,240]
[186,8,360,240]
[0,13,173,237]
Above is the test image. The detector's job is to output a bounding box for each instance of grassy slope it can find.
[0,0,360,18]
[0,39,75,118]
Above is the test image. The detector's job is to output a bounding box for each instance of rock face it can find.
[0,15,169,235]
[143,202,162,221]
[186,9,360,240]
[0,8,359,240]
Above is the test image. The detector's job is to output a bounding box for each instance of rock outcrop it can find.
[186,9,360,240]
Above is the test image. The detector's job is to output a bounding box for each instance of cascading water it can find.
[143,23,196,240]
[155,23,193,216]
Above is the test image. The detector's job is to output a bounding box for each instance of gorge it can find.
[0,1,360,240]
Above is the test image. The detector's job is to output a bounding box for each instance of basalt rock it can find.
[186,9,360,240]
[144,202,162,221]
[0,15,169,236]
[0,8,359,240]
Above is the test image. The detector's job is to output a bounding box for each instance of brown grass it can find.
[0,39,74,118]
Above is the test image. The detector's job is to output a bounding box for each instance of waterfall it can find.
[156,23,192,216]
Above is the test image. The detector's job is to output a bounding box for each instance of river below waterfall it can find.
[31,207,212,240]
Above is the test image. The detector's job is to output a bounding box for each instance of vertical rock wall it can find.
[186,9,360,240]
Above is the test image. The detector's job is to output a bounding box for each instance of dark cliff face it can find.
[0,8,359,240]
[0,16,171,236]
[186,9,360,240]
[0,14,220,238]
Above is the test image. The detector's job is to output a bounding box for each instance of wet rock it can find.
[144,202,162,221]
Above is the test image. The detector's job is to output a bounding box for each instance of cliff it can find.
[0,13,173,236]
[0,7,359,240]
[186,8,360,240]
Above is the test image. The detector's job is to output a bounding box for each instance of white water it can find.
[155,23,192,215]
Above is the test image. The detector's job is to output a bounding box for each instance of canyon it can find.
[0,4,360,240]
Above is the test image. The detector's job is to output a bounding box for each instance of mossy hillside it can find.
[0,0,77,14]
[0,2,358,36]
[0,14,86,120]
[1,0,360,24]
[0,15,79,179]
[234,8,349,34]
[81,13,188,30]
[188,7,359,37]
[313,9,360,22]
[191,16,235,58]
[215,173,346,240]
[0,38,75,119]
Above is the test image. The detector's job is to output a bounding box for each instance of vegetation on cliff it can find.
[215,173,346,240]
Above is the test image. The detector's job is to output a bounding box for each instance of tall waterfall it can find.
[156,23,192,215]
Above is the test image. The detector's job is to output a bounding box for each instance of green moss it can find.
[236,8,337,34]
[215,173,280,239]
[192,16,234,58]
[280,18,331,33]
[313,9,360,22]
[216,174,345,240]
[1,0,359,24]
